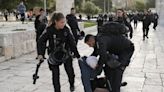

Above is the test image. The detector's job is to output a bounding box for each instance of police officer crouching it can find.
[84,22,135,92]
[37,12,81,92]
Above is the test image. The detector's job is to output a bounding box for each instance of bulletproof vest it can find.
[48,34,70,65]
[98,22,129,36]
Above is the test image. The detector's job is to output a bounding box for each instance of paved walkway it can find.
[0,22,164,92]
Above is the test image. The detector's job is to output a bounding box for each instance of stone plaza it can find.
[0,22,164,92]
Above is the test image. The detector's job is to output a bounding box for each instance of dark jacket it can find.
[35,15,47,35]
[66,14,80,31]
[92,35,134,66]
[142,14,152,27]
[115,17,133,38]
[37,25,80,58]
[132,15,138,22]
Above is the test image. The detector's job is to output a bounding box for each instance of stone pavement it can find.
[0,22,164,92]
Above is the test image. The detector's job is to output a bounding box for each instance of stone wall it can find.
[0,31,36,60]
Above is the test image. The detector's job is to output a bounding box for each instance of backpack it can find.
[98,22,129,36]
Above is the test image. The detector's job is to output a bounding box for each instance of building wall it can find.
[56,0,74,16]
[156,0,164,25]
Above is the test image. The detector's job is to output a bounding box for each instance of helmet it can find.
[48,47,70,65]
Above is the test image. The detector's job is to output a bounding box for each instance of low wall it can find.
[0,22,84,62]
[0,31,36,61]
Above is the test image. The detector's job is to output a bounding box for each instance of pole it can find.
[44,0,47,14]
[104,0,106,13]
[108,0,110,13]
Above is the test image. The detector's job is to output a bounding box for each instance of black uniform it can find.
[142,14,152,39]
[95,35,134,92]
[35,15,47,56]
[115,17,133,39]
[66,14,80,44]
[153,13,159,30]
[97,16,104,33]
[37,25,80,92]
[132,15,138,28]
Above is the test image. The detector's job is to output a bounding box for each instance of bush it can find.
[83,1,101,16]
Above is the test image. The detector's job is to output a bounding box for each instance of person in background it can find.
[17,1,26,24]
[35,8,48,59]
[4,9,8,21]
[132,13,139,29]
[114,9,133,39]
[79,14,82,21]
[153,13,159,30]
[97,14,104,33]
[66,8,81,44]
[142,10,152,41]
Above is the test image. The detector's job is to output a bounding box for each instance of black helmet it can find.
[48,46,70,65]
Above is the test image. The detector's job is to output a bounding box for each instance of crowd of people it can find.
[33,6,160,92]
[97,9,159,41]
[0,1,159,92]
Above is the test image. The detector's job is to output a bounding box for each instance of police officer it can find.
[35,8,47,59]
[37,13,81,92]
[132,13,139,29]
[84,33,134,92]
[142,10,152,41]
[97,14,104,33]
[114,9,133,39]
[66,8,81,44]
[153,13,159,30]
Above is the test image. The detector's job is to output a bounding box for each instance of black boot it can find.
[70,85,75,92]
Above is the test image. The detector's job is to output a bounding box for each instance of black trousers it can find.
[153,21,158,29]
[4,15,8,21]
[48,57,75,92]
[104,67,124,92]
[143,25,149,38]
[20,13,25,23]
[134,21,137,28]
[104,47,134,92]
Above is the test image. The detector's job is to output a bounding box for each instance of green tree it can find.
[92,0,112,13]
[146,0,155,8]
[83,1,101,15]
[135,1,146,11]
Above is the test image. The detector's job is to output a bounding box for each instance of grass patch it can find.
[84,21,96,28]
